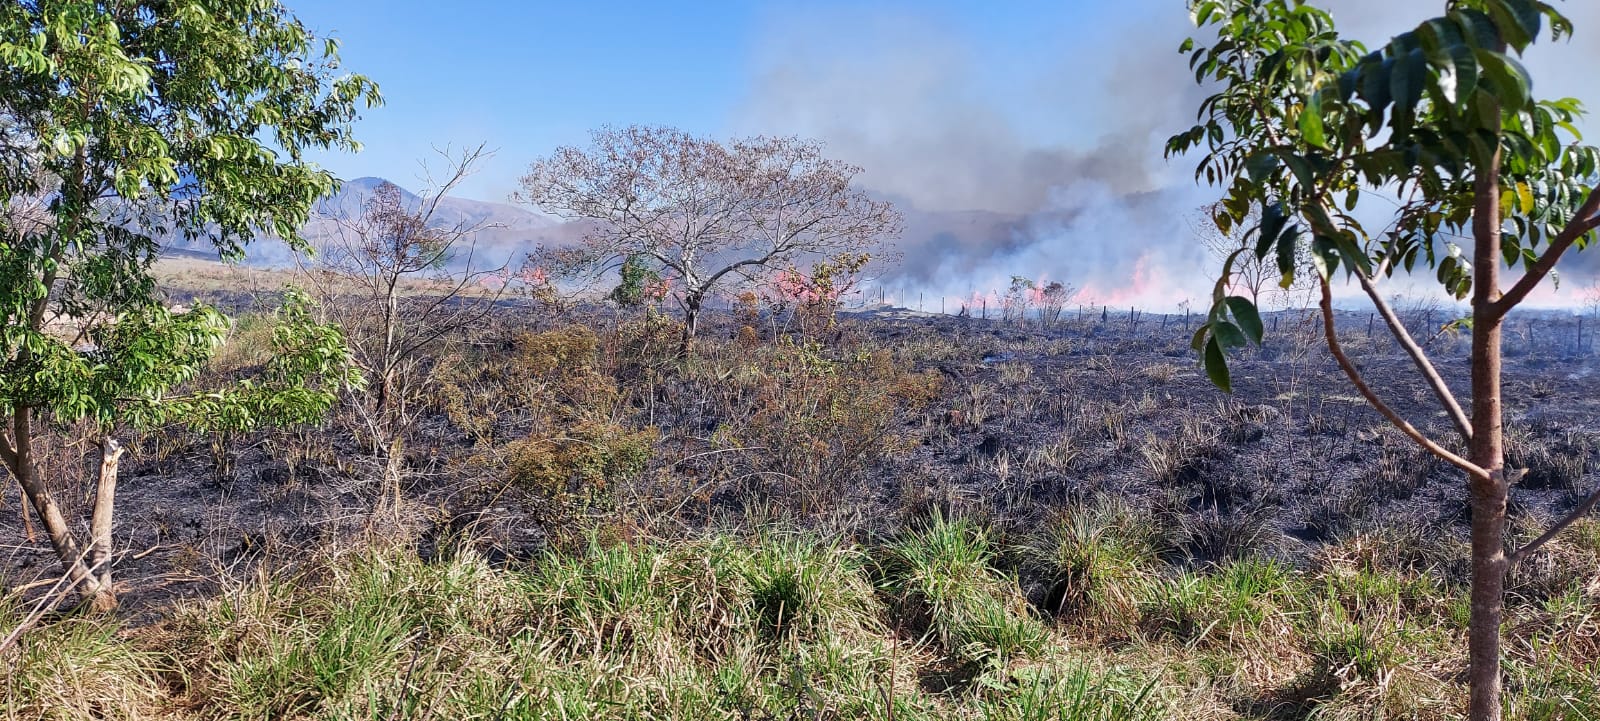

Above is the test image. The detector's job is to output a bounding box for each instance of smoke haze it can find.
[734,1,1600,310]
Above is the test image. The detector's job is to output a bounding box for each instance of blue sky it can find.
[291,0,1147,203]
[284,0,1600,307]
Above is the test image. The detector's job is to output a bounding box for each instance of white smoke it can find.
[735,1,1600,311]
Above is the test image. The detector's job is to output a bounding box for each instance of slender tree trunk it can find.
[680,294,702,357]
[1467,147,1507,721]
[377,283,399,420]
[9,408,103,600]
[87,437,124,612]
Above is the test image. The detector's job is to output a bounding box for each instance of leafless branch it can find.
[1510,484,1600,567]
[1353,269,1473,442]
[1319,278,1489,481]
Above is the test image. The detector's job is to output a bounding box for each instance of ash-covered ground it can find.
[3,299,1597,614]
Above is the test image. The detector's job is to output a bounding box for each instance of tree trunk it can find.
[377,282,400,420]
[9,408,104,602]
[87,437,124,612]
[680,294,702,357]
[1466,146,1507,721]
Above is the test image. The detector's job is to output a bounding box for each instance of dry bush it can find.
[702,341,923,511]
[431,325,626,444]
[505,421,657,499]
[890,368,945,411]
[608,310,686,381]
[1141,362,1183,384]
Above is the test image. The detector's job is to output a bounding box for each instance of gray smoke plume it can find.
[735,1,1600,310]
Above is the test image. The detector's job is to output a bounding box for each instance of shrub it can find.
[610,310,685,379]
[712,341,916,509]
[505,421,657,497]
[431,324,625,445]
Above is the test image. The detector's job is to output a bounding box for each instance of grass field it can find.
[7,510,1600,720]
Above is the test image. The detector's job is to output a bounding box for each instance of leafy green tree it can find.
[0,0,378,609]
[1168,1,1600,716]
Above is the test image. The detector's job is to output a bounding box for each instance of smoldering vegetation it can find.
[731,1,1600,306]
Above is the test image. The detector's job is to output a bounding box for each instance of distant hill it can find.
[163,177,578,269]
[315,177,557,234]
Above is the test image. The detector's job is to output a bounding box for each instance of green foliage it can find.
[1167,0,1600,388]
[0,0,377,422]
[0,0,375,593]
[981,666,1160,721]
[15,522,1600,718]
[878,514,1050,666]
[742,538,881,644]
[0,594,165,719]
[1,287,359,434]
[608,253,663,308]
[170,539,1154,720]
[1138,559,1300,648]
[145,289,364,434]
[1026,502,1159,631]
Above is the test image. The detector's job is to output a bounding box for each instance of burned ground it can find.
[4,299,1595,618]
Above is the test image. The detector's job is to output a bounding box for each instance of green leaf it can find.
[1452,8,1501,49]
[1299,92,1327,148]
[1203,336,1232,393]
[1311,234,1341,280]
[1190,324,1210,353]
[1256,202,1287,259]
[1487,0,1541,51]
[1245,151,1279,183]
[1212,320,1248,348]
[1283,153,1316,190]
[1357,55,1394,114]
[1478,50,1531,111]
[1225,296,1264,344]
[1389,47,1428,128]
[1445,43,1479,108]
[1277,226,1302,281]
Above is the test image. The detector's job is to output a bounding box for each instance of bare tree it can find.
[1002,276,1034,325]
[1193,201,1316,312]
[1192,202,1270,307]
[298,146,506,477]
[517,125,902,353]
[1037,281,1075,327]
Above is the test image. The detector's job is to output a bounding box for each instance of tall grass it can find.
[878,514,1050,667]
[6,515,1600,719]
